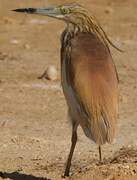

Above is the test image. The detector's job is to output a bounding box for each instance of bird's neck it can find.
[67,22,91,35]
[62,21,112,52]
[61,23,90,45]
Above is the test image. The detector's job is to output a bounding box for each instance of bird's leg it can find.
[64,124,78,177]
[98,145,102,162]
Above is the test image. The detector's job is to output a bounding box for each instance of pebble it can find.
[104,7,114,14]
[44,65,58,81]
[24,44,31,50]
[124,165,129,169]
[10,39,20,45]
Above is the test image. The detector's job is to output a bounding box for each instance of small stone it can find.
[130,170,136,175]
[124,165,129,169]
[3,144,8,148]
[10,39,20,45]
[40,65,58,81]
[104,7,113,14]
[24,44,31,50]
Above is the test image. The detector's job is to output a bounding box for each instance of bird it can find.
[13,4,120,177]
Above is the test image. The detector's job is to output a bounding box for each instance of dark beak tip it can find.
[12,8,36,13]
[12,9,19,12]
[12,8,25,12]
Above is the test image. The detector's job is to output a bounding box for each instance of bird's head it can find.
[13,4,123,52]
[13,4,90,26]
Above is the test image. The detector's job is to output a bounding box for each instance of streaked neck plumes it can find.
[62,13,110,52]
[63,5,122,52]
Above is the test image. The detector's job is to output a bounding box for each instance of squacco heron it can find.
[13,4,120,177]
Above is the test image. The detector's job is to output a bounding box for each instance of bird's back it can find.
[61,32,118,145]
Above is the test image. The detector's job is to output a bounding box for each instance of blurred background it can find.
[0,0,137,180]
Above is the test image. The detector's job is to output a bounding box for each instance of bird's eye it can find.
[61,7,70,14]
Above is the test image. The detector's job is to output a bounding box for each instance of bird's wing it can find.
[69,33,118,144]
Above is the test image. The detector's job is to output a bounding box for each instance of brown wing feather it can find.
[69,33,118,144]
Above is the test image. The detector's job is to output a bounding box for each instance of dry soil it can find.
[0,0,137,180]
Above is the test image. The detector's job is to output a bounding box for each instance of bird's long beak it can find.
[13,7,62,18]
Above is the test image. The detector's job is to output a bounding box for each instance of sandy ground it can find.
[0,0,137,179]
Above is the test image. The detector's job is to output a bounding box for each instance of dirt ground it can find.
[0,0,137,179]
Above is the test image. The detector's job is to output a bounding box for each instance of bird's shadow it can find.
[0,171,51,180]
